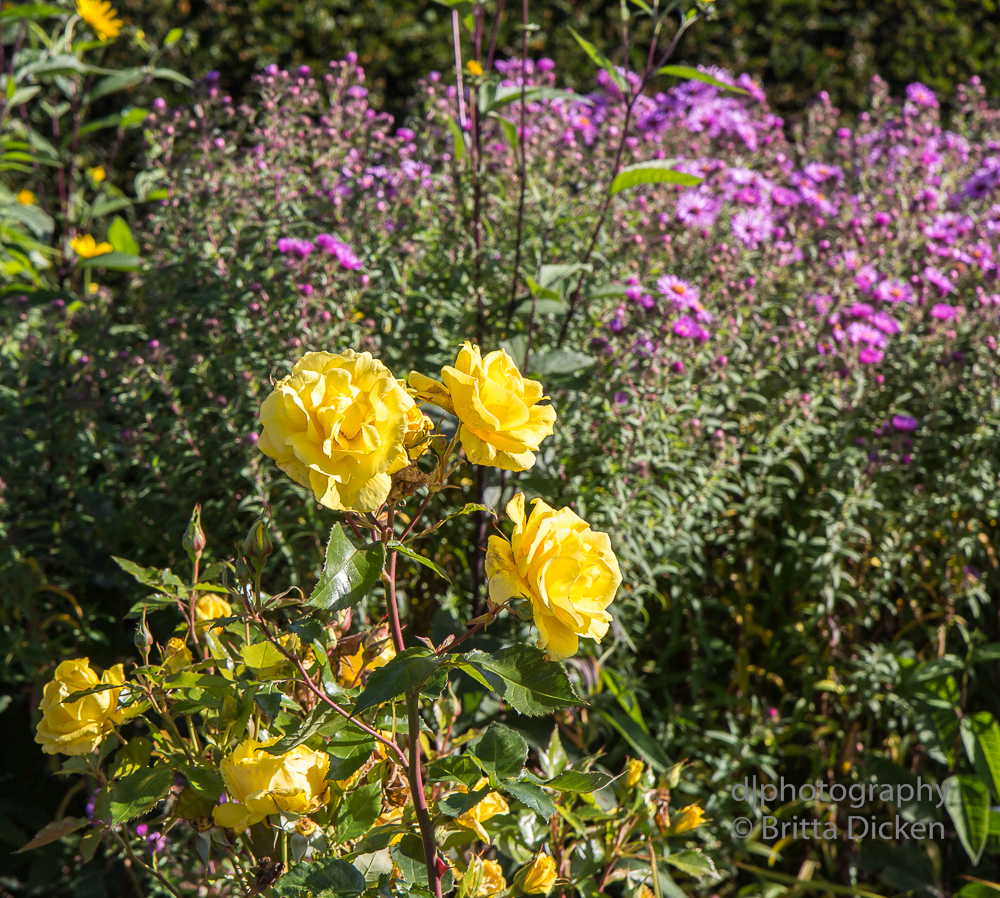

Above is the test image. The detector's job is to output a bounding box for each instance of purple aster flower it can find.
[859,347,884,364]
[891,414,919,432]
[963,168,998,200]
[848,302,874,319]
[803,162,843,183]
[770,185,801,207]
[798,184,840,216]
[672,315,710,341]
[924,266,954,293]
[970,242,996,271]
[276,237,314,259]
[842,250,861,271]
[657,275,700,305]
[873,279,914,303]
[872,311,900,334]
[731,208,774,248]
[906,82,938,108]
[676,189,721,228]
[855,266,878,293]
[930,303,957,320]
[847,322,887,348]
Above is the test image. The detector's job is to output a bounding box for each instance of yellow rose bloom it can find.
[258,351,416,513]
[485,494,622,661]
[212,738,330,832]
[409,342,555,471]
[670,804,706,834]
[477,859,506,896]
[161,637,193,673]
[70,234,113,259]
[194,594,232,631]
[16,189,35,206]
[520,853,558,895]
[35,658,125,755]
[401,385,434,459]
[336,635,396,688]
[625,758,645,789]
[76,0,123,40]
[455,777,510,843]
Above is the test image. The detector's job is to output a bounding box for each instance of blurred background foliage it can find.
[109,0,1000,119]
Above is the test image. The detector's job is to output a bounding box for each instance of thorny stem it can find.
[408,689,442,898]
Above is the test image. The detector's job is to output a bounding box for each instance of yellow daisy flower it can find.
[89,166,106,183]
[70,234,113,259]
[16,190,36,206]
[466,60,483,76]
[76,0,123,41]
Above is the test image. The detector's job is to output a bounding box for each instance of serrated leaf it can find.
[263,705,338,754]
[610,161,702,195]
[462,645,579,717]
[663,850,719,879]
[439,786,491,817]
[273,858,366,897]
[109,768,174,825]
[335,783,382,843]
[545,770,618,792]
[308,524,386,612]
[240,641,287,675]
[352,648,441,716]
[16,817,89,853]
[427,755,483,788]
[473,722,527,780]
[500,780,558,817]
[961,713,1000,800]
[944,775,990,865]
[388,541,450,582]
[391,834,429,885]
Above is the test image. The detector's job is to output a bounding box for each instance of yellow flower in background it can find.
[87,282,99,295]
[212,738,330,832]
[194,594,232,630]
[409,342,555,471]
[454,777,509,843]
[70,234,113,259]
[336,635,396,688]
[519,853,558,895]
[625,758,645,789]
[35,658,125,755]
[258,351,415,513]
[76,0,123,40]
[401,384,434,459]
[670,803,706,834]
[477,860,506,896]
[485,494,622,661]
[466,60,484,76]
[161,637,193,673]
[89,166,106,183]
[16,189,35,205]
[374,806,405,845]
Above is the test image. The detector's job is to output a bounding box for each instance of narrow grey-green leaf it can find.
[308,524,386,612]
[656,65,750,94]
[610,161,702,195]
[568,28,626,91]
[388,541,450,583]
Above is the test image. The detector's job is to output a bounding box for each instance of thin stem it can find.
[452,11,467,131]
[407,689,442,898]
[504,0,531,329]
[485,0,506,71]
[114,831,185,898]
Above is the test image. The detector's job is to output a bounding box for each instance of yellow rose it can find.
[409,342,555,471]
[374,806,405,845]
[336,634,396,688]
[625,758,645,789]
[670,804,706,835]
[477,859,507,896]
[258,351,415,513]
[485,494,622,661]
[161,637,193,673]
[35,658,125,755]
[212,738,330,832]
[454,777,510,843]
[519,853,557,895]
[401,385,434,459]
[194,594,232,630]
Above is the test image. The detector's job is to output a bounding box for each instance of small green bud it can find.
[134,607,153,661]
[243,515,273,572]
[182,503,206,562]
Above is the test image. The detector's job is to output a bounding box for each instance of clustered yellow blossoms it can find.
[256,341,620,661]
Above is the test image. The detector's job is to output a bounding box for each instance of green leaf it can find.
[427,755,483,789]
[1,4,63,22]
[263,705,338,754]
[568,28,626,92]
[388,541,450,583]
[463,645,579,716]
[545,770,618,792]
[150,67,194,87]
[529,350,595,377]
[76,251,141,271]
[86,68,148,103]
[92,196,134,218]
[538,263,587,289]
[944,775,990,865]
[181,766,224,799]
[109,768,175,825]
[540,726,568,779]
[656,65,750,94]
[473,722,527,780]
[497,116,518,151]
[254,691,282,722]
[335,783,382,843]
[352,648,441,716]
[445,115,467,162]
[108,216,139,255]
[439,786,491,817]
[273,858,366,897]
[15,817,89,853]
[610,160,702,195]
[391,834,429,885]
[111,738,152,779]
[600,708,671,773]
[663,849,719,880]
[240,641,287,675]
[488,85,594,111]
[307,524,386,612]
[962,712,1000,799]
[164,27,184,46]
[499,780,558,818]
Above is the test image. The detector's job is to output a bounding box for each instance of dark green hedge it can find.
[120,0,1000,116]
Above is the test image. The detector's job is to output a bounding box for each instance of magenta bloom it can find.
[657,275,700,304]
[905,82,938,108]
[855,266,878,293]
[874,279,914,304]
[847,322,887,348]
[803,162,843,183]
[676,189,721,228]
[731,208,774,248]
[892,414,919,432]
[848,302,874,319]
[276,237,314,258]
[872,311,900,334]
[317,234,364,270]
[672,315,710,341]
[930,303,957,320]
[859,348,884,364]
[924,267,954,293]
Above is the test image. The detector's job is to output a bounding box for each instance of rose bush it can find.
[34,659,125,756]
